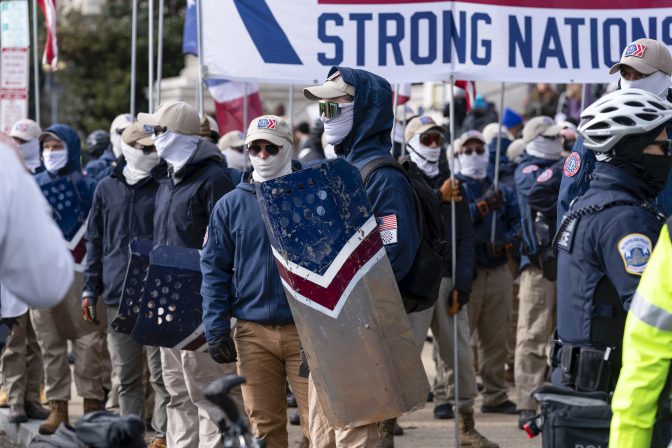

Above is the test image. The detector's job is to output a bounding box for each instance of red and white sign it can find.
[0,1,29,133]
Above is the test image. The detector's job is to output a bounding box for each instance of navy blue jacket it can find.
[84,150,116,183]
[35,124,97,221]
[487,138,517,192]
[200,181,293,341]
[152,140,234,249]
[335,66,420,282]
[528,159,564,221]
[556,162,663,348]
[457,174,519,269]
[514,153,559,270]
[83,162,159,305]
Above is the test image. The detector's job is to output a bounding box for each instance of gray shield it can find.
[256,158,429,429]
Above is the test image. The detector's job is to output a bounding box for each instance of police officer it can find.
[513,116,565,428]
[611,219,672,447]
[559,38,672,220]
[552,89,672,400]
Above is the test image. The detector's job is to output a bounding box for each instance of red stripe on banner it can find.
[275,230,383,311]
[317,0,671,9]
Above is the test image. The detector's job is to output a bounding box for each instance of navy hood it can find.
[329,66,394,169]
[42,124,82,175]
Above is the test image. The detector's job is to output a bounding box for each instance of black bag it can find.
[533,385,611,448]
[360,158,447,313]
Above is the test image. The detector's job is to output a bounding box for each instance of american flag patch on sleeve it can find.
[376,214,398,245]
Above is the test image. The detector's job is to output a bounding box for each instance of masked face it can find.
[458,139,489,179]
[151,131,199,172]
[621,70,672,99]
[321,102,354,146]
[249,139,293,182]
[121,142,160,185]
[42,138,68,174]
[407,134,441,177]
[18,139,41,171]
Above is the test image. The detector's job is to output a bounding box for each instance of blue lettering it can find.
[539,18,567,68]
[349,13,372,66]
[410,12,437,64]
[603,19,627,67]
[508,15,532,68]
[471,13,491,65]
[564,18,584,69]
[663,17,672,46]
[631,17,657,41]
[590,18,599,68]
[318,14,343,65]
[442,11,467,64]
[379,13,404,66]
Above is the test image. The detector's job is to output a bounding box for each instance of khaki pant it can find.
[467,264,513,406]
[308,375,378,448]
[161,346,242,448]
[234,321,309,447]
[507,259,521,368]
[1,313,43,405]
[407,277,477,409]
[514,266,556,410]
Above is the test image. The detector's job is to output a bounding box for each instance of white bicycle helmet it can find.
[578,88,672,153]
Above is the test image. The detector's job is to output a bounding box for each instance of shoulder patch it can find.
[536,168,553,183]
[618,233,652,276]
[563,152,581,177]
[522,164,539,175]
[376,214,398,245]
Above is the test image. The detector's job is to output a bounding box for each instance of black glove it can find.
[456,289,470,310]
[208,333,237,364]
[475,188,503,216]
[0,317,18,329]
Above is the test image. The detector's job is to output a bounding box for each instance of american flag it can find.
[38,0,58,70]
[376,215,398,231]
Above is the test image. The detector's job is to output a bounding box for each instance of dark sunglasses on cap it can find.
[462,145,485,156]
[420,132,444,146]
[248,143,281,157]
[319,100,343,119]
[143,124,167,136]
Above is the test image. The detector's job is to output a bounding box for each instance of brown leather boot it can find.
[147,437,167,448]
[38,400,69,435]
[459,409,499,448]
[83,398,105,414]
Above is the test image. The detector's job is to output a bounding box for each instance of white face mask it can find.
[321,102,354,146]
[250,141,293,183]
[152,131,200,172]
[621,70,672,98]
[43,147,68,174]
[407,134,441,177]
[19,139,41,172]
[526,136,563,160]
[223,148,246,171]
[323,143,338,160]
[458,146,489,179]
[111,132,123,158]
[121,142,160,185]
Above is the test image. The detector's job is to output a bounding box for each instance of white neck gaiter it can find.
[526,136,563,160]
[121,142,160,185]
[458,149,489,179]
[251,142,293,182]
[621,71,672,99]
[323,144,338,159]
[20,139,41,172]
[223,148,246,171]
[152,131,200,173]
[111,132,123,158]
[407,135,440,177]
[43,146,68,174]
[322,103,354,146]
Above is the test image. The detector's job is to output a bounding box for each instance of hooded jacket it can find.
[152,139,234,249]
[487,138,517,191]
[83,161,159,305]
[333,66,420,282]
[34,124,97,220]
[84,150,117,183]
[200,180,293,342]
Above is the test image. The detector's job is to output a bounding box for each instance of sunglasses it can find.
[462,145,485,156]
[540,134,560,141]
[420,132,444,147]
[319,100,342,119]
[143,124,167,136]
[248,143,281,157]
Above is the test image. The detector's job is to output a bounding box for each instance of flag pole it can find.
[148,0,154,112]
[491,82,506,242]
[156,0,164,105]
[130,0,138,117]
[31,0,40,125]
[391,84,399,156]
[195,0,205,117]
[288,84,295,135]
[243,82,249,131]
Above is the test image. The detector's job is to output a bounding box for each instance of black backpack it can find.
[360,158,447,313]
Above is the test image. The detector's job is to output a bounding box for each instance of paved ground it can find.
[0,339,543,447]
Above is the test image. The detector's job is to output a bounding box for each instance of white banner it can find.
[0,0,29,133]
[202,0,672,84]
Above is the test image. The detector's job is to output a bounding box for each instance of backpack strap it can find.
[360,157,405,186]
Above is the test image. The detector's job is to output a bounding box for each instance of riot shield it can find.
[130,245,207,352]
[256,158,429,429]
[112,239,153,335]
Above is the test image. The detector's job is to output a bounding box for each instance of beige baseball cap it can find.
[522,116,561,143]
[138,100,201,136]
[609,38,672,76]
[245,115,293,147]
[404,116,445,142]
[482,122,509,145]
[10,119,41,142]
[218,130,246,150]
[303,71,355,101]
[122,122,154,147]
